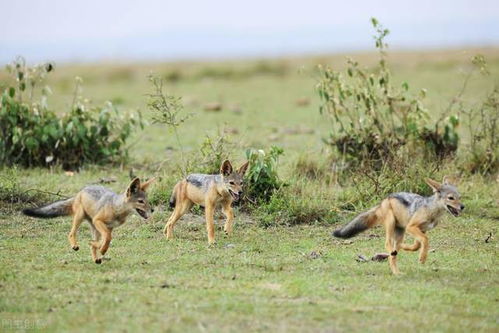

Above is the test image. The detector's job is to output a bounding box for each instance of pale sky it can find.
[1,0,498,63]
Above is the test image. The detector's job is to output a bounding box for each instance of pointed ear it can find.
[237,161,249,176]
[140,177,157,191]
[425,178,441,192]
[442,175,457,185]
[220,160,233,177]
[126,178,141,197]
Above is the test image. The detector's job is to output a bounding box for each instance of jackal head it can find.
[126,177,156,219]
[220,160,249,202]
[425,176,464,217]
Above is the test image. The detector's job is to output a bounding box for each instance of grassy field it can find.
[1,48,498,332]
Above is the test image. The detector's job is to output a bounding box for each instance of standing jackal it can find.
[22,178,156,264]
[332,177,464,274]
[164,159,249,244]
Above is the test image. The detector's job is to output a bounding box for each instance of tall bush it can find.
[0,57,143,169]
[316,18,459,165]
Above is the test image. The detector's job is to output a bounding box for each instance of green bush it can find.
[316,18,459,165]
[0,57,143,169]
[460,88,499,175]
[244,146,284,204]
[197,130,235,174]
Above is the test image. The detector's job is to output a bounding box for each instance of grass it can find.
[1,48,499,332]
[0,206,496,332]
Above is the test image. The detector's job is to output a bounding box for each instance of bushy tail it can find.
[169,182,180,210]
[333,206,380,239]
[22,198,74,219]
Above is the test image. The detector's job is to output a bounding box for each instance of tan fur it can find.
[25,177,156,264]
[164,160,248,244]
[333,176,464,274]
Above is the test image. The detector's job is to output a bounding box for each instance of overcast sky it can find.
[1,0,498,64]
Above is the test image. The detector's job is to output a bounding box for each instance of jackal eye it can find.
[138,199,145,204]
[229,181,235,185]
[448,196,455,200]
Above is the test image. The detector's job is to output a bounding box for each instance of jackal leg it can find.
[401,240,421,251]
[406,225,429,264]
[89,223,101,264]
[205,203,216,244]
[384,209,403,275]
[68,206,85,251]
[91,219,112,263]
[222,202,234,236]
[164,201,192,240]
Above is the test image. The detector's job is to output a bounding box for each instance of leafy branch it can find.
[146,74,193,176]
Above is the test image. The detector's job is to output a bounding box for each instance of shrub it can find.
[244,146,284,204]
[197,130,235,174]
[0,57,143,169]
[147,74,193,176]
[460,88,499,175]
[316,18,459,166]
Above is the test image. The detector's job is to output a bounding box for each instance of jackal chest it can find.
[105,212,129,228]
[107,219,127,228]
[420,218,440,232]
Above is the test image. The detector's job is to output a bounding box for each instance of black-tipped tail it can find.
[22,198,73,219]
[332,207,379,239]
[169,193,176,210]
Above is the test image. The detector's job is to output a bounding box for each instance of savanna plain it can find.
[1,48,498,332]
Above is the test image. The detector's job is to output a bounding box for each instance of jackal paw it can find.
[72,245,79,251]
[95,258,102,264]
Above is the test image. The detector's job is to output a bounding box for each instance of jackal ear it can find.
[237,161,249,176]
[442,175,457,185]
[425,178,441,192]
[127,177,141,197]
[220,160,233,177]
[140,177,157,191]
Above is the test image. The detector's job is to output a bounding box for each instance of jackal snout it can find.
[126,177,157,219]
[425,176,464,217]
[220,160,249,202]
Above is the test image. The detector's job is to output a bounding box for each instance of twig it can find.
[485,232,492,243]
[22,188,70,199]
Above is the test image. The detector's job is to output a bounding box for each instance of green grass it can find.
[1,48,499,332]
[0,207,496,332]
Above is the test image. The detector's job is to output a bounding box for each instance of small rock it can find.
[224,127,239,135]
[230,104,242,114]
[295,97,310,107]
[356,254,369,262]
[203,102,222,112]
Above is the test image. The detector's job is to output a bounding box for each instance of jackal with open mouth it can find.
[164,160,249,244]
[332,177,464,274]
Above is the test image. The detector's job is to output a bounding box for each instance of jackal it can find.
[23,178,156,264]
[332,177,464,274]
[164,160,249,244]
